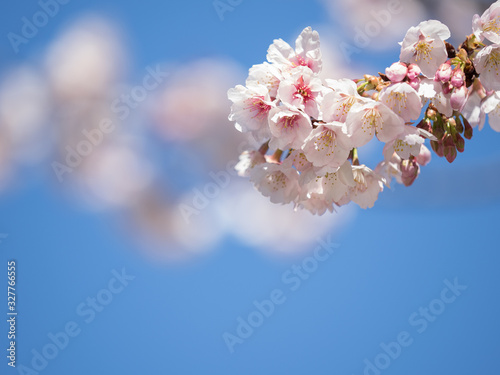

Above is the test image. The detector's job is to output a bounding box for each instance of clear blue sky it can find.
[1,1,499,374]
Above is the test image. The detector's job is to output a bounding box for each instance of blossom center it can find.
[486,50,500,74]
[414,36,434,62]
[294,76,314,103]
[265,171,288,192]
[484,18,500,34]
[245,96,271,120]
[280,114,300,129]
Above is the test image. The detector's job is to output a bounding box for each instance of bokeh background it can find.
[1,0,499,374]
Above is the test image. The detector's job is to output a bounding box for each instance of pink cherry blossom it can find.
[450,68,465,88]
[472,1,500,44]
[235,150,266,177]
[379,82,422,122]
[400,20,451,78]
[346,101,405,147]
[383,125,434,160]
[277,66,322,118]
[450,85,469,111]
[321,78,365,122]
[400,159,420,187]
[268,107,312,150]
[340,165,385,209]
[267,27,322,74]
[228,84,275,141]
[481,91,500,132]
[250,163,300,204]
[416,144,432,166]
[407,64,421,80]
[375,153,403,187]
[301,121,352,169]
[473,44,500,91]
[246,62,282,99]
[462,88,486,130]
[385,62,408,83]
[418,78,453,117]
[435,62,452,83]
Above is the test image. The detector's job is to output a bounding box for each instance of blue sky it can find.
[1,1,500,375]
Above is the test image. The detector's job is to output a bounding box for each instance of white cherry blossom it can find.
[250,163,300,204]
[481,91,500,132]
[399,20,451,78]
[246,62,283,98]
[268,107,312,150]
[379,82,422,122]
[277,66,322,118]
[474,44,500,91]
[473,1,500,44]
[346,101,405,147]
[301,121,352,169]
[322,78,365,122]
[267,27,322,74]
[228,84,275,141]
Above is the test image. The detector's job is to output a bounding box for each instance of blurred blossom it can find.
[320,0,486,53]
[321,0,426,50]
[44,16,126,100]
[0,66,51,166]
[434,0,483,44]
[128,191,224,262]
[152,58,244,141]
[150,58,249,167]
[76,143,155,208]
[213,181,356,256]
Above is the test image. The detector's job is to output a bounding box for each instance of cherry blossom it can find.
[481,91,500,132]
[383,125,434,160]
[399,20,451,78]
[473,1,500,44]
[473,44,500,91]
[235,150,266,177]
[249,163,300,204]
[322,78,365,122]
[267,27,322,74]
[246,63,282,98]
[228,84,275,141]
[228,15,500,215]
[301,122,352,168]
[339,166,385,209]
[277,66,322,118]
[379,82,422,122]
[345,101,405,147]
[385,62,408,83]
[268,107,312,150]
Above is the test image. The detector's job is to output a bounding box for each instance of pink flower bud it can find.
[408,77,420,90]
[442,83,453,95]
[415,145,431,166]
[400,159,420,186]
[450,68,465,88]
[450,85,468,111]
[407,64,421,80]
[385,62,408,83]
[435,62,452,83]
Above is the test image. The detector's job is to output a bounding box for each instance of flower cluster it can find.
[228,2,500,215]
